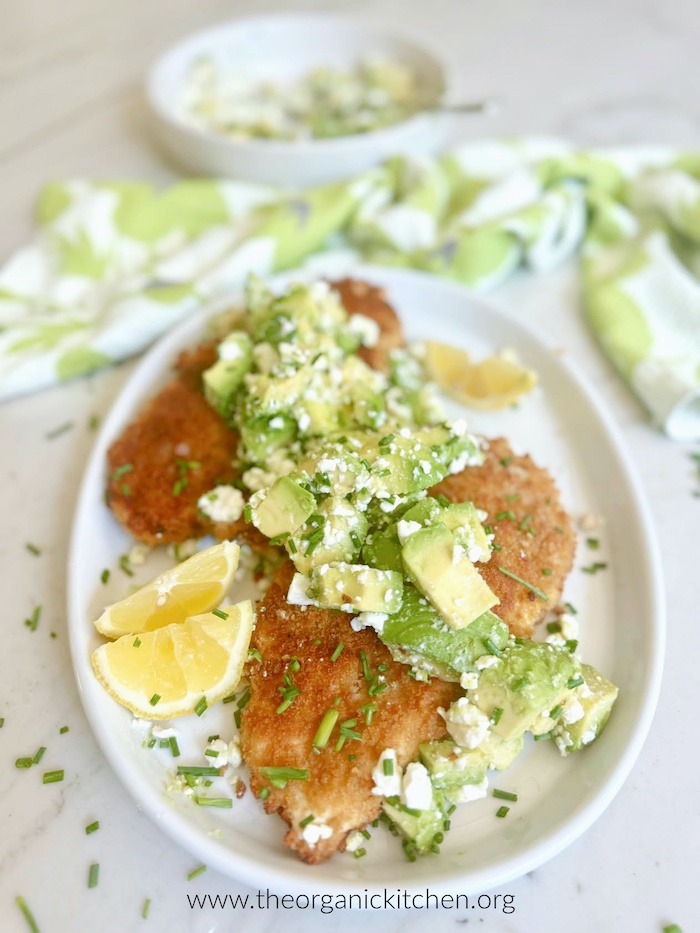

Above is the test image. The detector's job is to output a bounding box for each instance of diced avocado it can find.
[296,398,343,436]
[480,731,525,771]
[470,640,582,741]
[401,523,499,629]
[382,793,447,857]
[441,502,492,562]
[244,367,309,410]
[362,524,404,573]
[249,476,315,539]
[239,412,296,461]
[296,443,369,498]
[202,332,253,421]
[553,663,619,754]
[419,740,488,795]
[379,584,509,681]
[307,562,403,614]
[288,498,368,573]
[401,497,443,526]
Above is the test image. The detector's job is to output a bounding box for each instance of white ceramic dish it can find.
[68,266,664,896]
[146,14,448,186]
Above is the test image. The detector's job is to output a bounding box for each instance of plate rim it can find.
[67,264,665,896]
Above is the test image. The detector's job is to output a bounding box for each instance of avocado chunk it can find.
[382,793,447,858]
[362,524,404,573]
[480,731,525,771]
[306,562,403,614]
[249,476,315,539]
[288,498,368,573]
[202,332,253,421]
[470,640,582,741]
[380,584,509,681]
[553,663,619,754]
[419,740,489,796]
[402,498,492,562]
[401,523,499,629]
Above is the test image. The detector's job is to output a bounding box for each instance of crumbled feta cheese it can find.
[350,611,388,634]
[580,729,596,745]
[151,724,178,739]
[371,749,402,797]
[204,737,242,768]
[560,699,585,725]
[301,820,333,847]
[198,485,245,524]
[401,762,433,811]
[218,337,245,361]
[447,777,489,804]
[287,573,314,606]
[439,698,490,749]
[348,313,380,347]
[396,519,422,544]
[474,654,499,670]
[128,544,150,566]
[459,672,479,690]
[344,830,365,853]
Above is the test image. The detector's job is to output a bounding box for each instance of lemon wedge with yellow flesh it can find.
[91,601,254,719]
[424,341,538,411]
[94,541,240,638]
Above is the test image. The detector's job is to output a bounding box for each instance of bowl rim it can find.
[145,12,449,155]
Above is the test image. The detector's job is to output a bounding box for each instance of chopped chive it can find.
[0,718,4,728]
[176,766,222,777]
[248,647,262,663]
[133,637,142,647]
[353,848,367,859]
[46,420,74,440]
[518,514,532,531]
[567,675,584,689]
[565,639,579,653]
[236,689,251,710]
[222,693,237,704]
[259,787,270,800]
[169,737,180,758]
[259,767,309,788]
[187,865,206,881]
[564,601,578,615]
[204,749,219,758]
[581,562,608,574]
[359,651,371,681]
[436,494,450,507]
[313,709,339,749]
[506,493,520,503]
[500,456,513,467]
[512,677,529,692]
[662,926,683,933]
[289,657,301,673]
[243,504,253,524]
[193,697,208,717]
[24,606,41,631]
[368,681,388,697]
[359,702,376,726]
[233,710,242,728]
[534,731,552,742]
[495,510,516,521]
[194,796,233,808]
[493,789,518,802]
[42,770,64,784]
[149,694,161,707]
[25,543,41,556]
[546,621,561,633]
[483,637,502,656]
[15,896,40,933]
[549,705,562,719]
[330,642,344,662]
[339,719,361,741]
[118,554,134,577]
[495,806,510,818]
[32,747,46,765]
[100,568,110,585]
[348,753,357,761]
[586,537,600,549]
[299,814,315,828]
[141,899,151,919]
[16,757,33,769]
[211,608,229,620]
[287,538,297,554]
[491,707,504,725]
[383,758,394,776]
[87,863,100,888]
[497,566,548,601]
[542,568,553,576]
[85,821,100,835]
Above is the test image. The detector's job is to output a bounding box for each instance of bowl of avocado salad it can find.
[146,15,448,185]
[70,268,662,893]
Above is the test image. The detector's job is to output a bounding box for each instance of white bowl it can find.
[146,14,449,186]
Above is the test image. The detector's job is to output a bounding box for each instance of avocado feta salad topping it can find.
[198,277,619,860]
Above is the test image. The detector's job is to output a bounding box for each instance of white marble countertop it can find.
[1,1,698,930]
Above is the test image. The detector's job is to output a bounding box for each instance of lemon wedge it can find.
[95,541,240,638]
[91,601,254,719]
[424,341,538,411]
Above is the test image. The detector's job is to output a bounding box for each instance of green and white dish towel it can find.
[1,136,699,439]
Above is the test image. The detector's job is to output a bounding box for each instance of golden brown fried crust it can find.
[240,563,459,864]
[332,278,405,373]
[431,438,576,638]
[106,377,240,545]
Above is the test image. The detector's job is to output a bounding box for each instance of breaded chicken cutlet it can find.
[106,279,404,546]
[431,437,576,638]
[240,563,460,864]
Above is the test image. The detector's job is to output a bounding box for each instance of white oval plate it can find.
[68,266,664,897]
